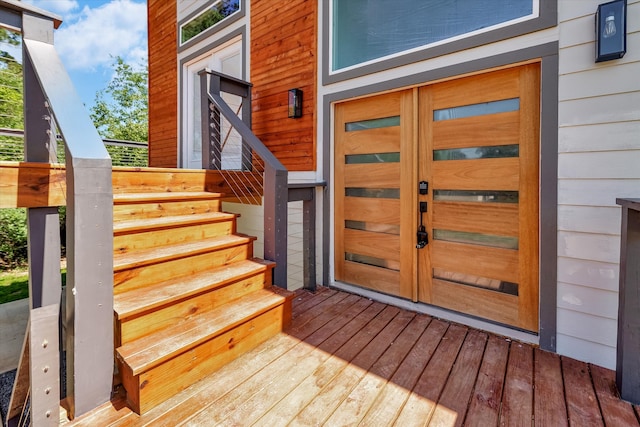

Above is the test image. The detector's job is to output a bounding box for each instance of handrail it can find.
[200,70,289,288]
[1,3,115,422]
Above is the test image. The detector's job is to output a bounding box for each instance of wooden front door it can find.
[335,63,540,331]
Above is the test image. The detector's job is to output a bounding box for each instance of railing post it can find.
[200,70,221,170]
[23,33,114,418]
[264,167,288,288]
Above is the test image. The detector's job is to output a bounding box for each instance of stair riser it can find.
[114,243,254,294]
[114,200,222,221]
[118,272,271,345]
[122,303,289,414]
[114,219,235,255]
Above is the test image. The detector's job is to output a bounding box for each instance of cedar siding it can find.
[250,0,317,171]
[148,0,178,168]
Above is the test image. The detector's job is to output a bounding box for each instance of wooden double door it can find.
[335,64,540,331]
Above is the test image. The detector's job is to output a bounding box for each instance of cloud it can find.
[26,0,148,72]
[26,0,80,15]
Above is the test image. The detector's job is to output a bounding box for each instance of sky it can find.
[22,0,148,109]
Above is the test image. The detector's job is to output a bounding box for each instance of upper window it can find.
[180,0,241,45]
[331,0,536,72]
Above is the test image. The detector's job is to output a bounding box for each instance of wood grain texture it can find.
[250,0,316,171]
[562,356,605,426]
[432,111,520,150]
[343,228,400,264]
[534,348,569,426]
[62,290,638,426]
[590,364,640,426]
[343,162,400,188]
[0,162,66,208]
[464,334,509,427]
[500,342,534,425]
[147,0,177,168]
[431,278,520,327]
[430,240,519,284]
[432,201,519,237]
[432,157,520,191]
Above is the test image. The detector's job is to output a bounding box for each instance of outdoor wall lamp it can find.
[288,88,303,118]
[596,0,627,62]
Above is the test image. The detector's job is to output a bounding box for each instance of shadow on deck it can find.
[64,287,640,426]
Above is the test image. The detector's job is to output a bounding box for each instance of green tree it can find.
[90,56,148,143]
[0,28,24,162]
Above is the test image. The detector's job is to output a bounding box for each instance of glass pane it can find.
[345,220,400,235]
[333,0,533,70]
[434,190,518,203]
[345,153,400,164]
[345,116,400,131]
[434,144,519,160]
[345,188,400,199]
[345,252,399,271]
[433,268,519,296]
[433,98,520,121]
[434,229,518,249]
[181,0,241,44]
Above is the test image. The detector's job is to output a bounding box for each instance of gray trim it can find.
[322,42,559,345]
[539,52,559,352]
[178,0,246,52]
[0,0,62,28]
[322,0,557,85]
[178,27,246,168]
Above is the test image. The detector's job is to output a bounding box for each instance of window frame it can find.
[323,0,557,84]
[178,0,245,51]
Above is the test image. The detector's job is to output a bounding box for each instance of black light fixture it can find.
[596,0,627,62]
[288,88,303,118]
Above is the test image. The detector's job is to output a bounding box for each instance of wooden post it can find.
[615,198,640,404]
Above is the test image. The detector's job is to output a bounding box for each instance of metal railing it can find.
[1,0,114,423]
[200,69,289,287]
[0,131,148,166]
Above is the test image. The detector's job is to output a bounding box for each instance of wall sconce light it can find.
[596,0,627,62]
[288,88,303,118]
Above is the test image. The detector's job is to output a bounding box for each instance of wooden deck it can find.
[64,287,640,426]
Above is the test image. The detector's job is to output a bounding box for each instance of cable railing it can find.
[0,130,148,166]
[200,69,289,287]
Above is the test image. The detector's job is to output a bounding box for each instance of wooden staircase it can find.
[111,190,293,414]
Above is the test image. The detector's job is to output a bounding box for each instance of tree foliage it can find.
[90,56,148,143]
[181,0,240,43]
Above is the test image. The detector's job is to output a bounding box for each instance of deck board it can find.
[63,288,640,426]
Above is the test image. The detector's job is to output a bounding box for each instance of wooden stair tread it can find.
[117,288,293,375]
[114,212,236,234]
[113,234,255,271]
[114,258,274,320]
[113,191,223,204]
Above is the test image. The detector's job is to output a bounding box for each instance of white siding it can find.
[557,0,640,369]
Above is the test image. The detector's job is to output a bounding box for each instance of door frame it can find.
[182,38,243,169]
[322,44,559,350]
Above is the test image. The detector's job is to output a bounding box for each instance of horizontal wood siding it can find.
[250,0,316,171]
[557,0,640,369]
[148,0,178,167]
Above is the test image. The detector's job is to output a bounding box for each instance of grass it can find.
[0,268,66,305]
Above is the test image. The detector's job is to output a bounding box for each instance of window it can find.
[180,0,240,45]
[331,0,535,72]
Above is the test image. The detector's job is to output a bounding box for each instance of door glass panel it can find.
[434,144,519,160]
[345,220,400,235]
[433,268,519,296]
[433,229,519,249]
[346,253,400,271]
[345,152,400,163]
[434,190,519,203]
[345,188,400,198]
[433,98,519,121]
[345,116,400,131]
